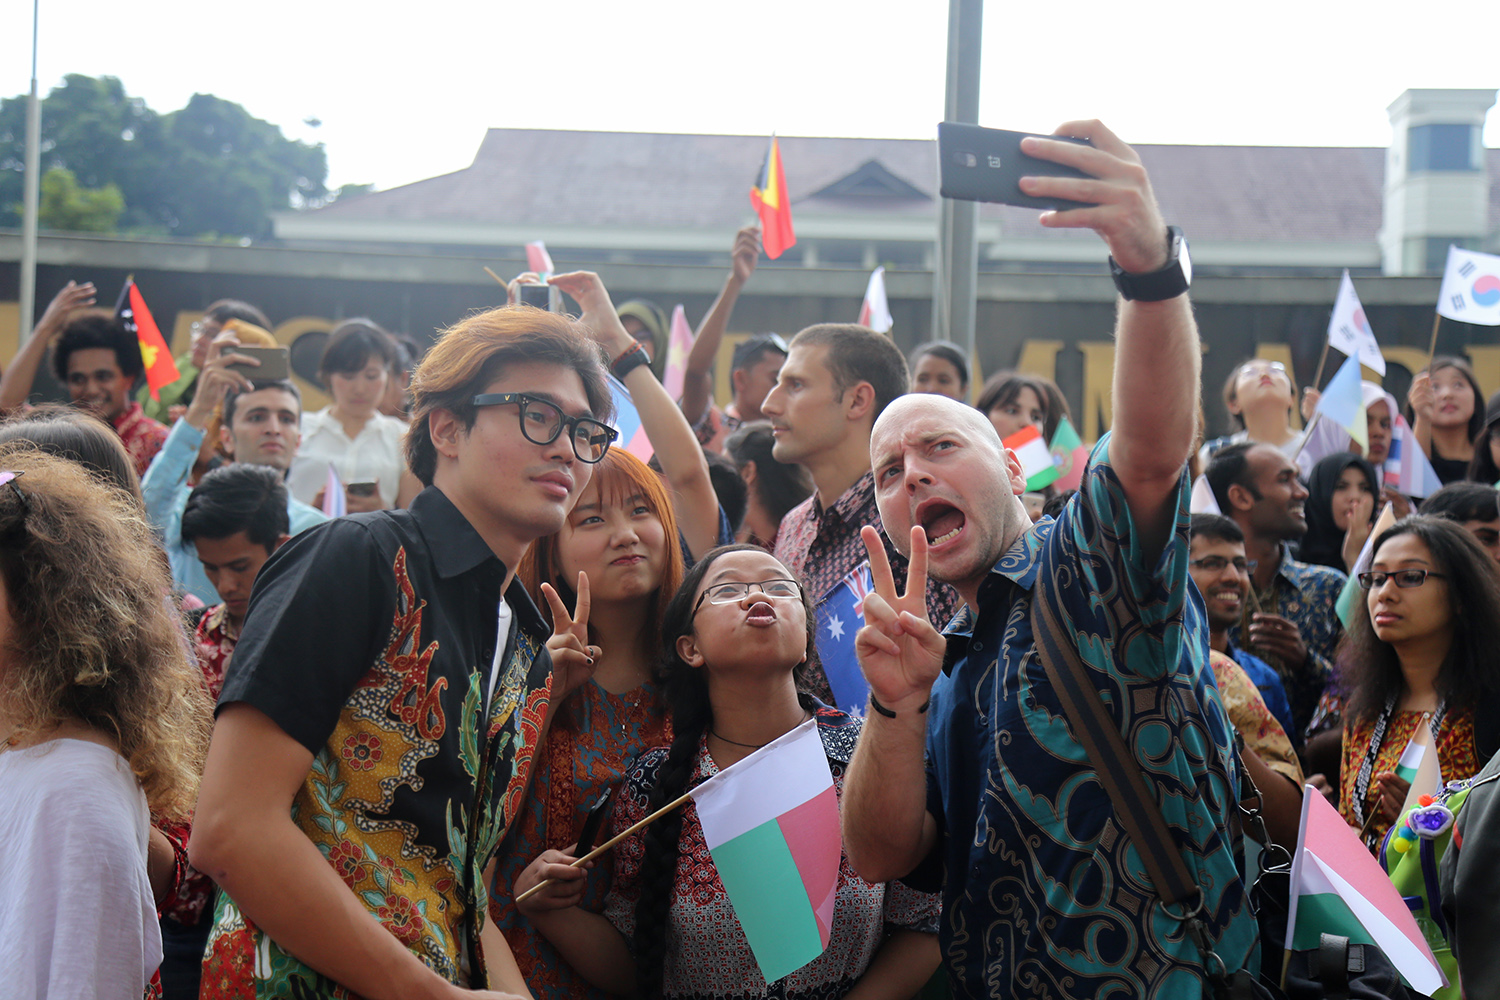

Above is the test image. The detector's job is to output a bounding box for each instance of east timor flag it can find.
[750,136,796,259]
[114,276,179,400]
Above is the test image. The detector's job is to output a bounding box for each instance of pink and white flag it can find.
[525,241,555,276]
[857,267,893,334]
[662,304,695,401]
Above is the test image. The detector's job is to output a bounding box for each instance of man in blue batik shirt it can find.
[841,120,1259,998]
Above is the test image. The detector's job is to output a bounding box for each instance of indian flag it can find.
[1003,425,1060,491]
[689,718,840,983]
[1285,785,1445,994]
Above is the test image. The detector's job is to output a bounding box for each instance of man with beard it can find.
[1206,441,1346,740]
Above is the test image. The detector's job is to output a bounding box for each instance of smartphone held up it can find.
[937,123,1098,211]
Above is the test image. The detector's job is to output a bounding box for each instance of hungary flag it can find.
[689,718,839,983]
[1285,785,1445,994]
[1003,425,1059,491]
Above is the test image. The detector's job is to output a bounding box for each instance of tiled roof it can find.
[304,129,1498,244]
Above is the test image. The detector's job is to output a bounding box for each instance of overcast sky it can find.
[4,0,1497,192]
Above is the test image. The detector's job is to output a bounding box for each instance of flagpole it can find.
[18,0,41,347]
[514,789,695,905]
[1309,341,1332,394]
[1426,312,1442,364]
[1289,411,1321,462]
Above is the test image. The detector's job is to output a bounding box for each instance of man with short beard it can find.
[841,121,1258,998]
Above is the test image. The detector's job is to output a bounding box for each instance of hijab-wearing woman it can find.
[1300,452,1378,573]
[514,545,940,1000]
[1337,516,1500,850]
[0,447,212,997]
[1409,356,1484,486]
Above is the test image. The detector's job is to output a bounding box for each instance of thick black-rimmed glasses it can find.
[1357,569,1447,590]
[692,578,802,616]
[471,393,618,464]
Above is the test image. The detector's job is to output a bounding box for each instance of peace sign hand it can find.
[854,525,946,714]
[541,572,598,701]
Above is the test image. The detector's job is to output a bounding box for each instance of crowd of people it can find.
[4,120,1500,1000]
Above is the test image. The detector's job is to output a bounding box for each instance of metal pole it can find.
[932,0,981,354]
[19,0,41,345]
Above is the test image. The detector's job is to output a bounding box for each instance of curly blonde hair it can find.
[0,446,212,820]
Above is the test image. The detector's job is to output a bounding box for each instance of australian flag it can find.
[814,561,875,716]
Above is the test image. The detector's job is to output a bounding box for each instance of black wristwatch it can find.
[1109,226,1191,302]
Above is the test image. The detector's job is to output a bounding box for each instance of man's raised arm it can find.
[1020,121,1198,556]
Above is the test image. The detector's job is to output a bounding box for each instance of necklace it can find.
[709,710,811,750]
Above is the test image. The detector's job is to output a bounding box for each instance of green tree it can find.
[33,167,124,232]
[0,74,327,239]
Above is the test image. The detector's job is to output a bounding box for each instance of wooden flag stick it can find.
[483,266,508,287]
[1310,341,1332,395]
[1289,412,1322,463]
[1427,312,1442,364]
[514,789,694,905]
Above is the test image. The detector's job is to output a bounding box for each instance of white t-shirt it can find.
[0,738,161,998]
[287,407,408,509]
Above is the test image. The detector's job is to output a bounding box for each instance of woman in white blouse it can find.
[287,320,420,511]
[0,449,211,999]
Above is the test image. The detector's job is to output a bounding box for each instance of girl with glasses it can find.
[0,448,212,997]
[491,270,726,998]
[514,545,940,999]
[1336,516,1500,848]
[1199,358,1309,473]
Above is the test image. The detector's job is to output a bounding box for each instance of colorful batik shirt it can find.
[1209,649,1302,787]
[491,679,671,1000]
[200,487,554,998]
[774,471,960,700]
[1228,548,1345,741]
[604,707,939,999]
[925,434,1257,999]
[1340,708,1479,851]
[112,400,169,477]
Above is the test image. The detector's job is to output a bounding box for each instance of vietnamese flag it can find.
[750,136,796,259]
[113,277,179,400]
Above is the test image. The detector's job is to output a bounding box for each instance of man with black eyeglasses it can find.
[191,294,616,1000]
[1188,513,1297,742]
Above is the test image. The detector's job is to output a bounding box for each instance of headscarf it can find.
[615,299,669,380]
[1301,451,1379,571]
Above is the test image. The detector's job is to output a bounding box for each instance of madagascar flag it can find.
[113,276,179,400]
[750,136,796,259]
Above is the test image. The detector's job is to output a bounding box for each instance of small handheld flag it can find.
[857,267,893,334]
[1047,416,1088,493]
[662,304,695,401]
[1436,245,1500,327]
[814,562,875,715]
[525,240,555,276]
[1190,475,1222,515]
[689,718,839,983]
[1313,354,1368,452]
[1327,270,1386,375]
[750,136,796,260]
[1334,502,1396,629]
[114,277,179,400]
[322,464,347,518]
[1285,785,1445,994]
[1002,425,1059,491]
[1384,414,1443,500]
[606,375,654,461]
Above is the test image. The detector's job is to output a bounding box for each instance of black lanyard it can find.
[1350,692,1446,830]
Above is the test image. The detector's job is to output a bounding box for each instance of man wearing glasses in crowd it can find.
[191,288,617,999]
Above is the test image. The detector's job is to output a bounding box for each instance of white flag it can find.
[1326,270,1386,375]
[858,267,893,334]
[1436,245,1500,326]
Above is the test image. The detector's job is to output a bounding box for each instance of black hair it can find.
[1338,516,1500,725]
[317,318,400,384]
[181,464,290,552]
[1420,481,1500,525]
[788,324,909,422]
[51,311,143,383]
[975,371,1049,436]
[731,334,789,375]
[705,451,748,535]
[1041,489,1076,520]
[1466,422,1500,485]
[0,405,141,502]
[632,544,819,996]
[222,380,302,427]
[1300,452,1379,571]
[724,420,814,528]
[203,299,271,330]
[1204,441,1260,514]
[1189,512,1246,546]
[908,340,969,393]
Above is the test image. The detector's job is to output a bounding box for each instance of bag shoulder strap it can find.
[1030,587,1201,909]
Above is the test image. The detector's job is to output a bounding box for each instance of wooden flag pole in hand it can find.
[1310,341,1332,396]
[483,266,507,287]
[514,791,694,905]
[1427,313,1442,364]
